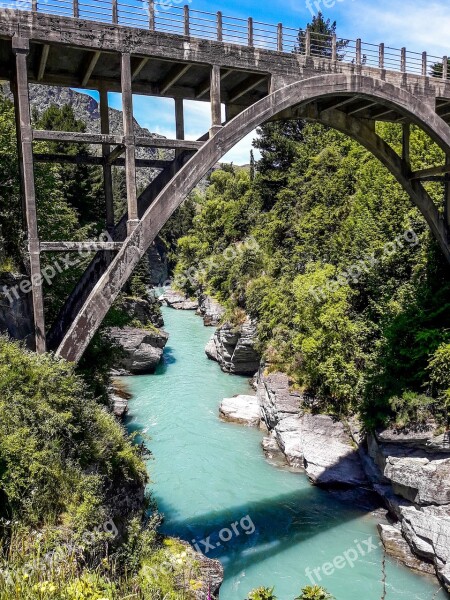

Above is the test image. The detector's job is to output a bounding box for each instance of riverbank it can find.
[124,306,446,600]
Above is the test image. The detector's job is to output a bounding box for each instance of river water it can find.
[124,307,446,600]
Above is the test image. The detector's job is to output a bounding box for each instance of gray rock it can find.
[107,326,169,375]
[274,416,304,470]
[400,505,450,588]
[378,523,435,575]
[219,394,261,427]
[205,319,260,375]
[261,435,288,467]
[257,371,301,430]
[196,294,225,326]
[301,414,368,487]
[109,379,132,418]
[376,425,450,454]
[119,295,164,328]
[159,289,198,310]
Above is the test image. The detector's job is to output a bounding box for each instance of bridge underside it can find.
[2,12,450,359]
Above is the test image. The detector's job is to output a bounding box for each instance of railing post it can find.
[443,56,448,80]
[331,34,337,61]
[401,47,406,72]
[73,0,79,18]
[217,11,223,42]
[379,43,384,69]
[356,38,361,65]
[31,0,37,12]
[277,23,283,52]
[305,29,311,56]
[112,0,118,24]
[184,5,189,36]
[422,52,427,76]
[148,0,155,30]
[248,17,253,47]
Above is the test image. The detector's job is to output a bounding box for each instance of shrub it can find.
[248,587,277,600]
[295,585,335,600]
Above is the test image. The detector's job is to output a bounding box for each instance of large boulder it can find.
[273,415,304,470]
[119,295,164,328]
[219,394,261,427]
[159,289,198,310]
[400,505,450,588]
[108,326,169,375]
[368,433,450,505]
[205,319,260,375]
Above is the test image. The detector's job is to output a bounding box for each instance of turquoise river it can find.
[124,307,447,600]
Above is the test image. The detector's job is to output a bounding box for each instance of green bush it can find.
[295,585,334,600]
[247,587,277,600]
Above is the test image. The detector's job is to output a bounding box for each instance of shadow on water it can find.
[155,486,367,576]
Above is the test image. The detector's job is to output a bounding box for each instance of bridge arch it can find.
[56,73,450,361]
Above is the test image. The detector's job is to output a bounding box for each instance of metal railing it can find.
[2,0,450,80]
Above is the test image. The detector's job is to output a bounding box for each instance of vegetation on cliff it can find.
[173,121,450,429]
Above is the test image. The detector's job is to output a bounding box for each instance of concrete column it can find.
[100,88,115,232]
[121,52,138,234]
[402,123,411,171]
[12,37,46,353]
[210,65,222,138]
[174,98,185,158]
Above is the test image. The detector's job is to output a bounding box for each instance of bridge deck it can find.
[1,10,450,123]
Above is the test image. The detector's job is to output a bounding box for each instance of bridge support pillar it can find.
[121,52,139,235]
[175,98,185,158]
[12,37,46,354]
[99,88,115,233]
[210,65,222,137]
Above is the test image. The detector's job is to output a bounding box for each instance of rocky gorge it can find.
[156,291,450,593]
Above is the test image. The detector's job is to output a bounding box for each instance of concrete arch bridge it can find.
[1,3,450,358]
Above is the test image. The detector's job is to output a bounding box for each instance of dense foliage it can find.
[173,119,450,429]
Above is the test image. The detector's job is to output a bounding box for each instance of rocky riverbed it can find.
[218,369,450,592]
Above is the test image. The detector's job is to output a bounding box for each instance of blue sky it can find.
[78,0,450,163]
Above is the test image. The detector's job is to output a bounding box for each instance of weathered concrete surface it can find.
[219,394,261,427]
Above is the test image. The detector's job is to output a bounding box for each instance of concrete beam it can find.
[81,50,101,87]
[99,88,114,232]
[131,56,149,81]
[160,63,192,95]
[40,241,123,251]
[228,74,267,103]
[410,164,450,180]
[195,68,233,99]
[33,152,174,169]
[37,44,49,81]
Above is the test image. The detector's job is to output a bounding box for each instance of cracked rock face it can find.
[107,326,169,375]
[400,505,450,587]
[256,371,367,486]
[205,319,260,375]
[196,294,225,326]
